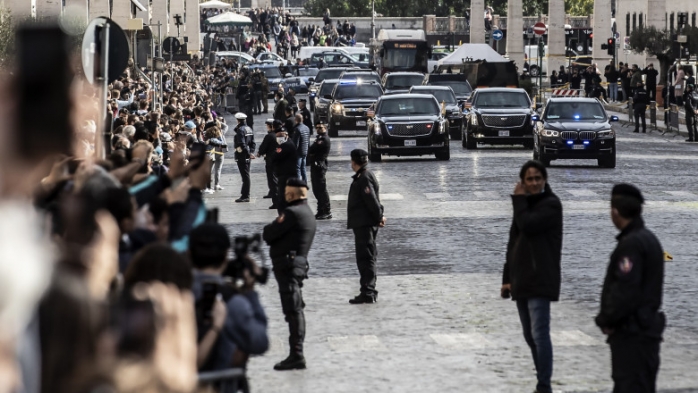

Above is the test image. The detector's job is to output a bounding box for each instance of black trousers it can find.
[634,107,646,131]
[266,164,278,199]
[253,91,262,114]
[310,164,330,214]
[276,176,289,214]
[647,85,656,101]
[352,226,379,297]
[609,334,661,393]
[236,159,250,198]
[687,112,697,141]
[274,269,305,356]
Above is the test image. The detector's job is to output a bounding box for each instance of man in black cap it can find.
[308,123,331,219]
[263,178,317,371]
[298,98,314,132]
[233,112,256,203]
[682,84,697,142]
[347,149,385,304]
[190,223,269,375]
[632,81,648,133]
[258,119,279,207]
[596,184,665,393]
[272,127,299,213]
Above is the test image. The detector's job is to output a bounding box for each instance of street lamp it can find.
[371,0,376,40]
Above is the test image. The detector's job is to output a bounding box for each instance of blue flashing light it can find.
[566,141,574,145]
[339,80,357,85]
[573,114,580,120]
[387,125,393,130]
[583,141,590,145]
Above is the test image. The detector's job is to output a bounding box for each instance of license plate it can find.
[404,140,417,146]
[573,144,585,150]
[498,131,510,137]
[356,121,367,126]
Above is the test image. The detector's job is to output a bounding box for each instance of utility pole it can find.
[371,0,376,39]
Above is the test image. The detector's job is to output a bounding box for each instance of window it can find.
[545,102,606,121]
[415,89,456,104]
[474,92,531,108]
[385,75,425,89]
[430,81,472,96]
[335,85,383,99]
[377,98,439,116]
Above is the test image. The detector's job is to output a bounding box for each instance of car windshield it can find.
[341,73,381,84]
[385,75,425,89]
[298,68,319,77]
[377,98,439,116]
[335,84,382,99]
[258,67,282,78]
[430,81,472,96]
[474,91,530,108]
[348,52,370,62]
[315,69,344,83]
[414,89,456,104]
[319,82,338,96]
[545,102,607,121]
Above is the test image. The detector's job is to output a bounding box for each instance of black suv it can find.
[463,88,535,149]
[308,67,355,111]
[367,94,450,161]
[382,72,426,95]
[326,81,383,137]
[425,74,473,106]
[533,97,619,168]
[313,79,339,125]
[409,85,463,140]
[339,70,382,85]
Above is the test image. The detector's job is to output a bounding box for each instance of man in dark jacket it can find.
[595,184,665,393]
[273,91,289,121]
[633,82,649,133]
[233,113,256,202]
[258,119,279,207]
[502,160,563,393]
[308,123,331,219]
[643,63,659,101]
[263,178,317,371]
[683,84,697,142]
[347,149,385,304]
[272,129,299,213]
[298,99,314,133]
[292,114,310,182]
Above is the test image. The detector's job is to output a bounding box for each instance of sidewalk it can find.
[603,102,691,139]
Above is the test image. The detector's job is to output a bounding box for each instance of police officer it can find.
[252,69,264,115]
[258,119,279,208]
[298,98,314,133]
[233,112,256,203]
[347,149,385,304]
[263,178,316,371]
[683,84,697,142]
[308,123,331,219]
[632,81,648,133]
[596,184,665,393]
[272,126,299,213]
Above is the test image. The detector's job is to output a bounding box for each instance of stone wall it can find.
[295,17,423,42]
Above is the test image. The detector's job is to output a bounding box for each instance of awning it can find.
[204,12,253,27]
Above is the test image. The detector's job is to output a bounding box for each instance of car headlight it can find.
[471,115,478,126]
[331,103,343,114]
[372,123,381,135]
[438,120,447,134]
[597,129,615,137]
[542,129,559,137]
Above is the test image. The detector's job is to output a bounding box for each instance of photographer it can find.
[190,223,269,374]
[263,178,316,371]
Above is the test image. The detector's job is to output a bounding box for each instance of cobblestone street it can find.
[206,107,698,392]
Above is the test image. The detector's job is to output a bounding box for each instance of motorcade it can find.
[367,94,450,161]
[313,79,339,125]
[338,70,382,85]
[307,67,356,110]
[463,88,536,149]
[409,85,463,140]
[424,74,473,106]
[382,72,426,95]
[325,80,384,137]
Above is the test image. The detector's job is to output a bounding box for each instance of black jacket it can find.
[274,98,289,121]
[233,123,255,160]
[272,139,298,178]
[633,87,649,109]
[257,132,278,166]
[308,133,331,166]
[300,107,313,132]
[292,123,310,157]
[643,67,659,87]
[595,218,665,338]
[503,183,563,301]
[347,167,384,229]
[683,89,696,113]
[263,199,317,260]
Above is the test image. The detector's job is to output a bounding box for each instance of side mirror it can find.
[323,94,333,99]
[610,115,619,122]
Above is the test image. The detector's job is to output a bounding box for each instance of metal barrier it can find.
[198,368,248,393]
[664,104,681,136]
[623,98,634,127]
[649,101,657,132]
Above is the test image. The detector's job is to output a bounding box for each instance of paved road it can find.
[206,100,698,392]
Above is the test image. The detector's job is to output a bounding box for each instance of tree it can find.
[628,26,671,85]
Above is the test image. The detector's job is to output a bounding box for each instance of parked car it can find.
[409,85,463,140]
[463,88,535,149]
[325,80,383,137]
[256,51,288,66]
[382,72,426,95]
[367,94,450,161]
[215,51,255,65]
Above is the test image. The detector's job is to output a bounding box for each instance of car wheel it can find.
[465,132,477,150]
[530,65,540,77]
[598,154,616,168]
[368,143,382,162]
[328,124,338,138]
[435,148,450,160]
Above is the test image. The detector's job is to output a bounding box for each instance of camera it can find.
[224,234,270,285]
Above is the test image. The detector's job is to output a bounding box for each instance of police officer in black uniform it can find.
[308,123,331,219]
[263,178,317,371]
[632,81,648,133]
[298,98,314,134]
[682,84,697,142]
[347,149,385,304]
[595,184,665,393]
[258,119,279,208]
[233,112,256,202]
[272,125,298,213]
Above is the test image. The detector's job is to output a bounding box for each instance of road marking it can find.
[381,193,404,200]
[327,335,387,353]
[425,192,450,200]
[550,330,603,346]
[474,191,500,200]
[430,333,496,349]
[567,189,600,198]
[664,191,697,198]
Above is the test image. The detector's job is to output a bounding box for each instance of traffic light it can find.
[607,38,615,56]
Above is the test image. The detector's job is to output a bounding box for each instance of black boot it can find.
[274,353,306,371]
[349,294,377,304]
